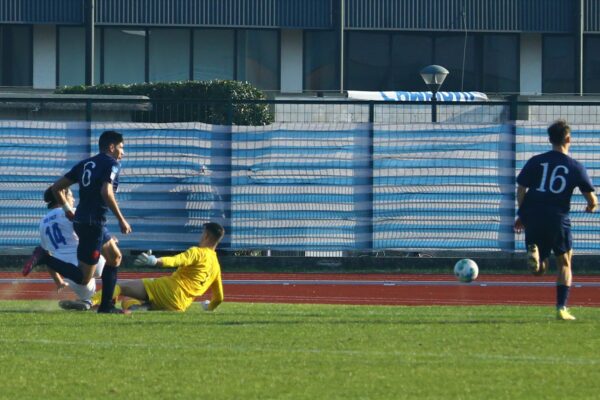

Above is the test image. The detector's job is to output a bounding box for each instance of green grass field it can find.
[1,301,599,399]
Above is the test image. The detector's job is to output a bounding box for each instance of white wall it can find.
[280,29,303,93]
[520,33,542,95]
[33,25,56,89]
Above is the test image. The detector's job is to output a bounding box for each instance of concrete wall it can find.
[32,25,56,89]
[520,33,543,95]
[280,29,303,94]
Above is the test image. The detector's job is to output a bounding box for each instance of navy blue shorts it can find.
[523,214,572,260]
[73,222,112,265]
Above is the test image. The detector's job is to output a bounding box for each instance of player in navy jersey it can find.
[514,120,597,320]
[23,130,131,314]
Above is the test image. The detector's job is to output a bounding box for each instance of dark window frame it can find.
[542,33,577,95]
[192,27,237,82]
[235,28,281,91]
[0,24,34,87]
[583,33,600,94]
[345,30,520,94]
[303,29,340,92]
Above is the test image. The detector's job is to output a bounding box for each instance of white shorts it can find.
[58,255,106,302]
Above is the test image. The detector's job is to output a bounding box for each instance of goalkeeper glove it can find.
[201,300,211,312]
[134,250,157,267]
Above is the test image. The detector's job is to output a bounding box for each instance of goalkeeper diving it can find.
[100,222,225,312]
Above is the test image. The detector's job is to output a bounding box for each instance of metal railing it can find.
[2,96,600,256]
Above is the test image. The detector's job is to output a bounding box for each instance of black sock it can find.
[557,285,570,308]
[44,255,84,284]
[99,265,118,311]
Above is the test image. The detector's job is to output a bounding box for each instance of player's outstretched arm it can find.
[514,185,528,233]
[101,182,131,234]
[514,217,524,234]
[516,185,527,208]
[583,191,598,213]
[51,177,76,220]
[202,274,224,311]
[48,269,68,292]
[133,250,162,267]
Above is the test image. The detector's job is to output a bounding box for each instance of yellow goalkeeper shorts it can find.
[142,277,193,312]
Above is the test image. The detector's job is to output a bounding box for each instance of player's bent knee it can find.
[119,282,132,296]
[119,280,149,301]
[103,249,123,267]
[105,251,122,267]
[77,274,94,285]
[109,254,122,267]
[79,264,96,285]
[556,253,572,270]
[79,277,93,285]
[102,244,122,267]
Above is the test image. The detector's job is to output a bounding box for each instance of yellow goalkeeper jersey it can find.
[142,247,223,311]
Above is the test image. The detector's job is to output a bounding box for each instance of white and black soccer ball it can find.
[453,259,479,283]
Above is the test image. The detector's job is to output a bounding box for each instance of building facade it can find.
[1,0,599,95]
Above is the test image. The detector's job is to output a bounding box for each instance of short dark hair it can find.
[203,222,225,243]
[99,130,123,152]
[44,187,57,209]
[548,120,570,146]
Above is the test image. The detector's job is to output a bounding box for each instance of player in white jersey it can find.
[39,187,106,311]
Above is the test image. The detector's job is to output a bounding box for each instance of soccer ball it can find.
[453,259,479,283]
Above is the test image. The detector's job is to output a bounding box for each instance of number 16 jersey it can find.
[517,150,595,218]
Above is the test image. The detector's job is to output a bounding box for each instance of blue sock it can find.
[99,265,118,311]
[556,285,570,308]
[44,255,84,284]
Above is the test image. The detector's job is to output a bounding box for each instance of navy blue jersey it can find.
[64,153,120,224]
[517,150,594,217]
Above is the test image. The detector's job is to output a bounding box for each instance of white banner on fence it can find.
[347,91,488,102]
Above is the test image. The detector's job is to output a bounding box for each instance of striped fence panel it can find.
[1,120,600,253]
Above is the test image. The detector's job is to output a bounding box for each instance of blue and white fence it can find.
[1,120,599,253]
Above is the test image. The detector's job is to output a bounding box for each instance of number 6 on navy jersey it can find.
[82,161,96,187]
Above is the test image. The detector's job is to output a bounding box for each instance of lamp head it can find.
[420,65,449,92]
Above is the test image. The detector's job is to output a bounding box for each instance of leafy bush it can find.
[55,80,273,125]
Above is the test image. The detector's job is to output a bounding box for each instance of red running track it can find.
[2,272,600,306]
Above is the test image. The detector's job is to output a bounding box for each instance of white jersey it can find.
[40,208,79,266]
[39,208,105,302]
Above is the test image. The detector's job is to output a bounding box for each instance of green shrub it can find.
[55,80,273,126]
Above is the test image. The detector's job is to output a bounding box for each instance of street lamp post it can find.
[420,65,449,123]
[85,0,95,86]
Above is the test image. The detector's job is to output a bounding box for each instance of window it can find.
[543,35,576,94]
[391,34,433,91]
[347,32,521,94]
[237,30,279,90]
[346,32,391,90]
[193,29,234,81]
[149,29,190,82]
[434,34,478,92]
[584,35,600,94]
[482,35,519,94]
[0,26,32,86]
[58,27,101,86]
[304,30,338,91]
[104,28,145,84]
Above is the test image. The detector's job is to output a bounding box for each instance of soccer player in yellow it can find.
[118,222,225,312]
